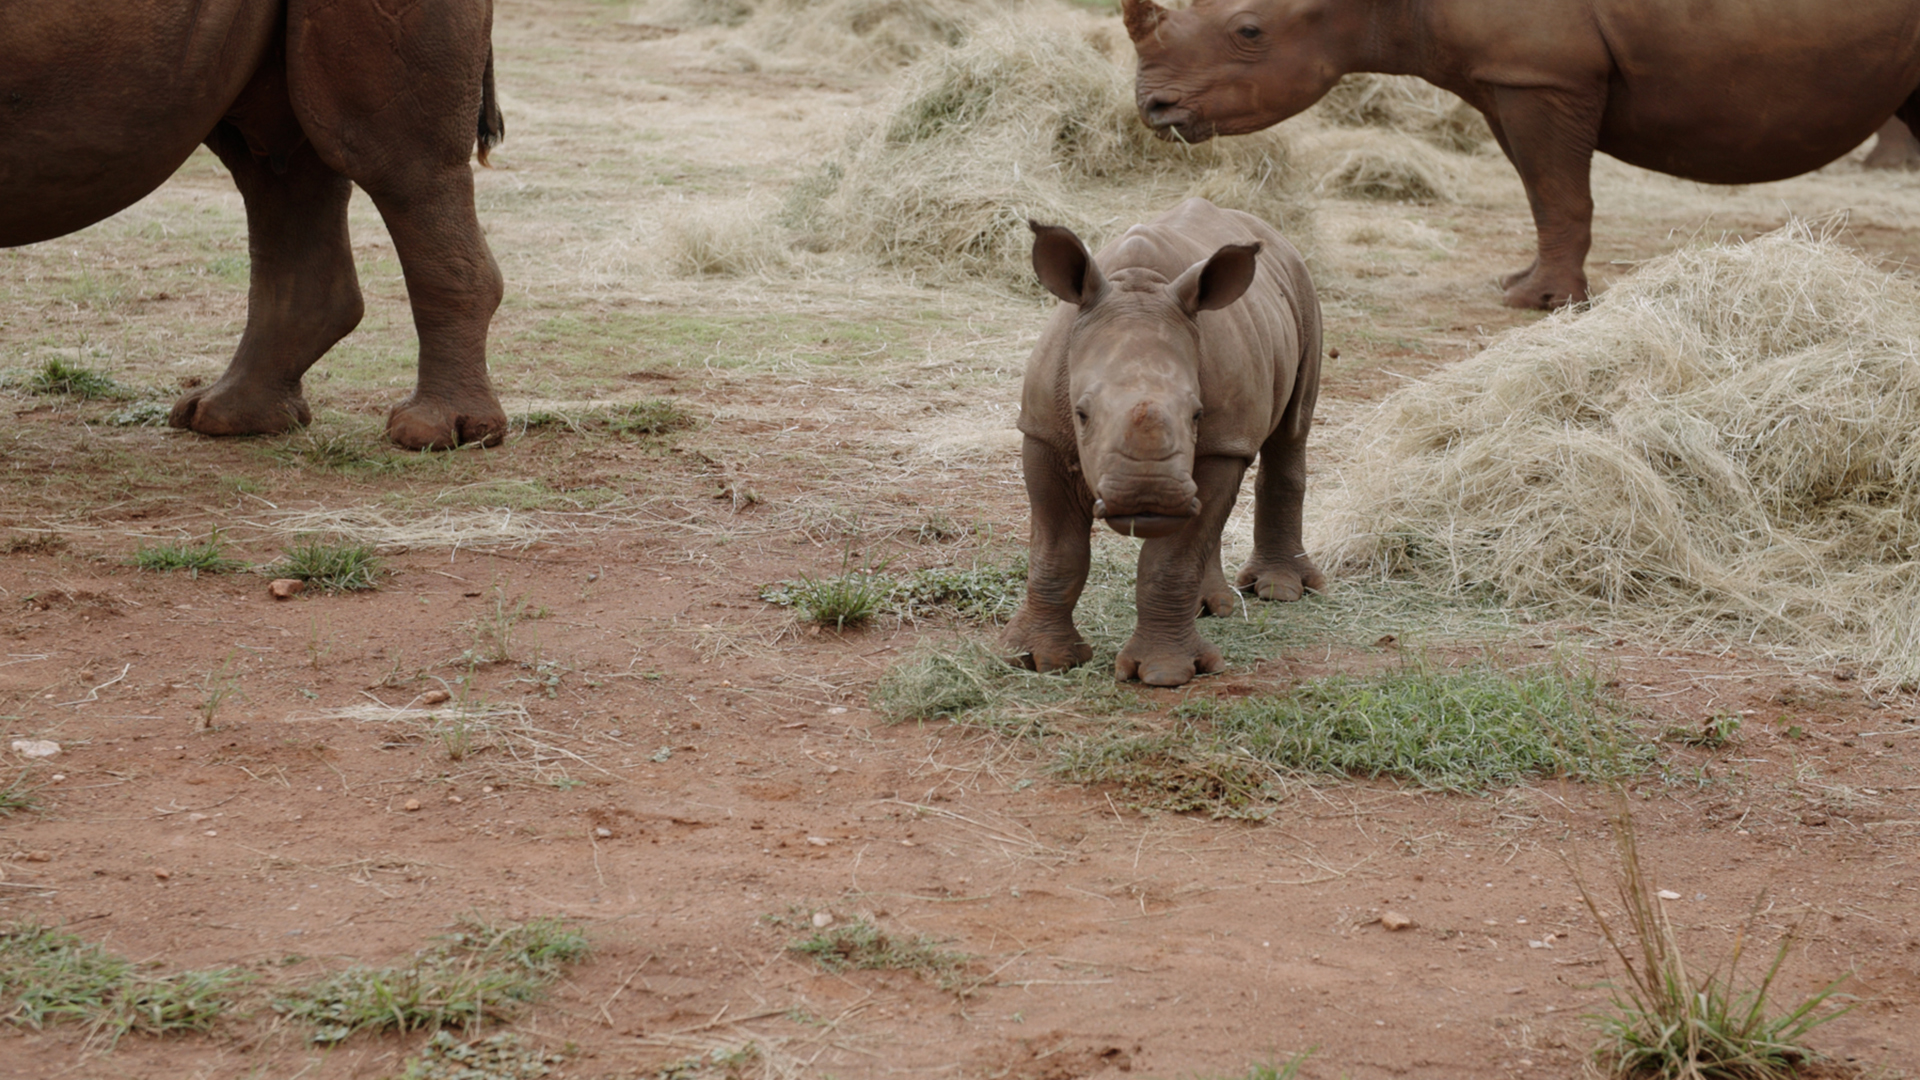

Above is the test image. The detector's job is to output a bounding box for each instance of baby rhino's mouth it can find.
[1093,497,1200,539]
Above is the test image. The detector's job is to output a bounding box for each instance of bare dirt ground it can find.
[3,2,1918,1077]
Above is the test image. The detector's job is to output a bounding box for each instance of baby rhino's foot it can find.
[1236,553,1327,602]
[1000,606,1093,673]
[1116,630,1224,688]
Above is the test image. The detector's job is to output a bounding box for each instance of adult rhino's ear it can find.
[1030,221,1107,307]
[1121,0,1167,43]
[1172,242,1261,315]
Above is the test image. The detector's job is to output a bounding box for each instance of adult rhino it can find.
[1,0,508,448]
[1119,0,1920,309]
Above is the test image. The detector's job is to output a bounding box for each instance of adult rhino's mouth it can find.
[1139,96,1216,144]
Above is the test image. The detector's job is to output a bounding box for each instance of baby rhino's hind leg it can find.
[1235,432,1325,602]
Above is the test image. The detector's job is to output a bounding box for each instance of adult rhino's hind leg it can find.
[288,0,507,450]
[1488,86,1602,310]
[171,126,364,438]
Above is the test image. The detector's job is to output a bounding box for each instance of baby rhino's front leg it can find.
[1001,437,1095,673]
[1116,456,1246,687]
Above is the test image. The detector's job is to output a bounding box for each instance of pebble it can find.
[23,851,51,863]
[404,799,422,812]
[153,868,171,880]
[1380,910,1415,932]
[447,795,462,804]
[594,827,612,838]
[268,578,305,599]
[812,911,834,928]
[11,740,60,759]
[49,774,65,782]
[806,836,832,847]
[420,689,451,705]
[1656,889,1682,901]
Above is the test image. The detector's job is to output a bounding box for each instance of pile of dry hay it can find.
[1315,223,1920,684]
[1315,73,1492,154]
[784,8,1315,291]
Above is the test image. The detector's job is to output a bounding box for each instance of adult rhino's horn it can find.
[1121,0,1167,43]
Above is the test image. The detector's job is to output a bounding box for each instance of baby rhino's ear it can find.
[1029,221,1108,307]
[1173,241,1261,315]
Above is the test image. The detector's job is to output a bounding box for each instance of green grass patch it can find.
[0,923,249,1044]
[105,400,172,427]
[132,534,245,577]
[272,916,588,1044]
[788,918,969,987]
[1174,655,1645,792]
[10,357,136,401]
[279,539,381,592]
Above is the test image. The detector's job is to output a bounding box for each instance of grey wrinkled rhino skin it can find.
[1000,198,1325,688]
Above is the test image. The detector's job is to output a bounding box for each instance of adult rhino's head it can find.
[1029,221,1260,540]
[1121,0,1349,143]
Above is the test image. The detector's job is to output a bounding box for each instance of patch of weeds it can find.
[1576,799,1851,1079]
[279,538,380,592]
[394,1030,567,1080]
[1665,712,1742,749]
[652,1041,764,1080]
[0,533,65,556]
[515,398,695,439]
[462,589,546,665]
[0,923,249,1045]
[132,532,245,577]
[0,773,37,817]
[105,400,171,427]
[15,357,134,401]
[1197,1055,1314,1080]
[761,557,1027,628]
[273,916,587,1044]
[1054,725,1276,819]
[787,917,968,988]
[1176,655,1646,792]
[198,653,243,731]
[871,639,1147,736]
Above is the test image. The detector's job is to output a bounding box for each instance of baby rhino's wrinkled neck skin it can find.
[1003,198,1326,688]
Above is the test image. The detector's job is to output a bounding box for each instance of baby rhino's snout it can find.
[1089,399,1200,538]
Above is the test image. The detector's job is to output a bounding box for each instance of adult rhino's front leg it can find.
[1001,436,1096,673]
[1487,86,1603,310]
[1117,455,1246,687]
[171,126,364,438]
[289,0,507,450]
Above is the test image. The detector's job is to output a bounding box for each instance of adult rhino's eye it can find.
[1234,24,1261,41]
[1192,409,1203,425]
[1074,408,1089,425]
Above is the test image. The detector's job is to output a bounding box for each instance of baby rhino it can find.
[1002,198,1324,687]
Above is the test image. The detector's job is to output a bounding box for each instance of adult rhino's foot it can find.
[387,393,508,450]
[1116,630,1223,688]
[1000,607,1093,673]
[1199,563,1239,617]
[169,384,311,437]
[1500,262,1587,310]
[1235,553,1326,602]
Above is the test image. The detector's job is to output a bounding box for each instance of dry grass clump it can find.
[1316,222,1920,685]
[1312,73,1491,154]
[630,0,1004,72]
[664,199,793,277]
[787,8,1315,290]
[1301,128,1459,202]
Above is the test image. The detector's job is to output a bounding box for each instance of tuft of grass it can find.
[272,916,588,1044]
[1054,725,1277,819]
[16,357,135,401]
[765,567,890,631]
[1664,712,1743,750]
[1,533,66,556]
[0,923,249,1044]
[1577,799,1851,1079]
[516,398,695,439]
[0,774,38,817]
[279,539,381,592]
[1196,1055,1315,1080]
[1171,655,1646,792]
[132,533,245,577]
[788,917,968,987]
[268,427,419,474]
[395,1030,566,1080]
[105,400,172,427]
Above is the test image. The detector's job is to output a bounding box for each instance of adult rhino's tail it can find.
[477,46,504,166]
